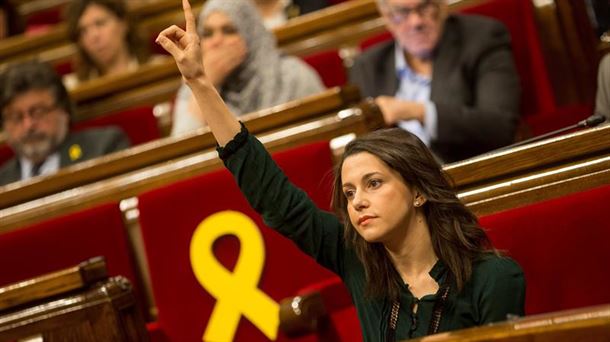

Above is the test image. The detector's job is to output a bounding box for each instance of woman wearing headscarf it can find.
[171,0,324,136]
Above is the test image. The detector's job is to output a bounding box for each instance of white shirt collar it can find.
[20,152,60,180]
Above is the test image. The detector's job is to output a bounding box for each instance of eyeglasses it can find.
[2,104,58,126]
[384,0,439,24]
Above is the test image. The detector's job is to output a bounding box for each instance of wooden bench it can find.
[0,98,385,234]
[0,257,149,341]
[446,123,610,215]
[0,85,361,209]
[409,305,610,341]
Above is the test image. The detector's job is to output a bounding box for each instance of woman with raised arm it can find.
[156,1,526,340]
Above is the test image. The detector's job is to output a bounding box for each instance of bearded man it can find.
[0,60,129,186]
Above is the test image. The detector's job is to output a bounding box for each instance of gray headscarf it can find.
[197,0,323,114]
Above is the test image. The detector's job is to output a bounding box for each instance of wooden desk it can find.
[445,124,610,215]
[408,305,610,341]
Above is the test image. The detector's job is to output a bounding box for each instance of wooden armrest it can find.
[279,291,328,337]
[409,305,610,341]
[0,256,107,312]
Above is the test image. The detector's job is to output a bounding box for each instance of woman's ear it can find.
[413,192,427,207]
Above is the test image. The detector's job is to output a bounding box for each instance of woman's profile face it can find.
[341,152,419,244]
[201,11,244,50]
[77,3,128,67]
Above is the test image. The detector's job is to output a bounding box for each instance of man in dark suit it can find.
[349,0,520,163]
[0,61,129,186]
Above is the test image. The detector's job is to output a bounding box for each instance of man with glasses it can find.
[349,0,520,163]
[0,60,129,185]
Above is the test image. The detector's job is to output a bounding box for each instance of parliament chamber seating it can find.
[0,1,607,340]
[481,183,610,315]
[0,98,384,339]
[137,140,339,341]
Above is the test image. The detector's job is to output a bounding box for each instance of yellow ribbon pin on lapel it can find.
[68,144,82,161]
[190,211,279,341]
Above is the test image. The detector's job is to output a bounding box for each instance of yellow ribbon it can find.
[68,144,82,161]
[190,211,279,342]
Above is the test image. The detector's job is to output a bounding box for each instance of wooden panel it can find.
[0,257,106,312]
[445,125,610,188]
[408,305,610,341]
[444,125,610,215]
[274,0,379,45]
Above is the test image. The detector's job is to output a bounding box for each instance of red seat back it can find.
[458,0,558,130]
[0,203,144,309]
[74,105,161,145]
[138,141,338,341]
[303,49,347,88]
[480,184,610,315]
[0,144,14,169]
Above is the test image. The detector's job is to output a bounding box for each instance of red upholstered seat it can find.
[480,184,610,315]
[459,0,556,122]
[303,49,348,88]
[74,105,161,146]
[0,145,14,169]
[458,0,591,135]
[138,141,339,341]
[0,203,145,311]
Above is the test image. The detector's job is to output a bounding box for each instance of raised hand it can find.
[155,0,241,145]
[156,0,204,82]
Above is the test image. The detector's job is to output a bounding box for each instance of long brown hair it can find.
[65,0,149,81]
[331,128,494,301]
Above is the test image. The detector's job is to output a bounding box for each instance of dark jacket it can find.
[349,14,521,163]
[0,126,130,186]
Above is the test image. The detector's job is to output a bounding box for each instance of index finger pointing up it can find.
[183,0,196,34]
